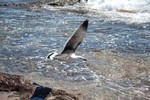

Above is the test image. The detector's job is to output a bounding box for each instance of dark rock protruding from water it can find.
[0,72,79,100]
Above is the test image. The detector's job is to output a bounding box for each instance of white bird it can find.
[47,19,89,62]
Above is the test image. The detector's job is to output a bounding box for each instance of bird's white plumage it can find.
[49,52,58,60]
[70,53,83,59]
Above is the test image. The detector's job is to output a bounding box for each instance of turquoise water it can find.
[0,0,150,100]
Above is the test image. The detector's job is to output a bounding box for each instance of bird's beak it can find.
[82,58,87,61]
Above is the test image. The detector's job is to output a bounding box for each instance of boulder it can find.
[0,72,79,100]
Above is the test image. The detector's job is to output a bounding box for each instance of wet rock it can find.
[0,72,79,100]
[48,0,80,6]
[116,9,136,13]
[0,72,34,99]
[48,89,79,100]
[0,72,34,92]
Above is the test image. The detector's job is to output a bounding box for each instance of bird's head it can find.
[47,52,58,60]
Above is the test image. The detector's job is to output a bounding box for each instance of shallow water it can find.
[0,0,150,100]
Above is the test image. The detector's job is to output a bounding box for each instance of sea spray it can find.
[87,0,150,11]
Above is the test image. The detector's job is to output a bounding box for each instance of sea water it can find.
[87,0,150,11]
[86,0,150,23]
[0,0,150,99]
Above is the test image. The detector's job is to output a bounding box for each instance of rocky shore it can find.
[0,72,79,100]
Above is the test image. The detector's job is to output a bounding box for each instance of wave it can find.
[84,0,150,23]
[87,0,150,11]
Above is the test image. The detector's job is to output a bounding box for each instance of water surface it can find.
[0,0,150,100]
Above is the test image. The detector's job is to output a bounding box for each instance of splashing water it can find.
[85,0,150,23]
[87,0,150,11]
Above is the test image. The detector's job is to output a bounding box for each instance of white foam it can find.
[87,0,150,11]
[86,0,150,23]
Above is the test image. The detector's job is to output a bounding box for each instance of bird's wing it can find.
[61,19,89,54]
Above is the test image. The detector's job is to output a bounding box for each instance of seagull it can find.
[47,19,89,62]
